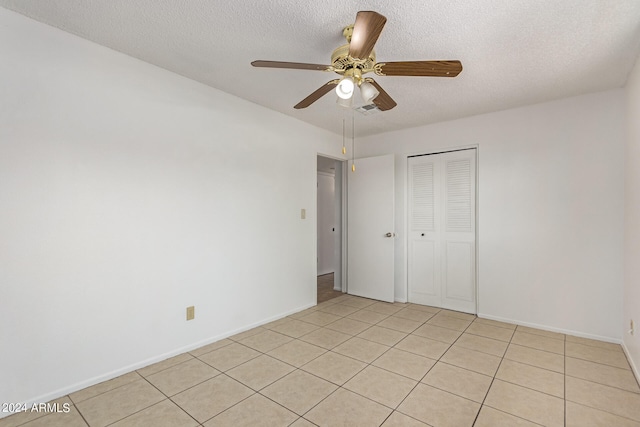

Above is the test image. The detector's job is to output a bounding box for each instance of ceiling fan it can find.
[251,11,462,111]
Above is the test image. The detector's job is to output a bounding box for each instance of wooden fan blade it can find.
[294,80,340,109]
[349,11,387,60]
[376,60,463,77]
[366,79,397,111]
[251,60,332,71]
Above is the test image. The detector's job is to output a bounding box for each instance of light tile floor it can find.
[3,295,640,426]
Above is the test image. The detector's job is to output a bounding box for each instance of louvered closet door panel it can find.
[408,149,476,314]
[441,150,476,313]
[411,162,435,231]
[445,158,473,232]
[408,156,441,306]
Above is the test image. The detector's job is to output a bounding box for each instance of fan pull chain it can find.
[351,114,356,172]
[342,119,346,155]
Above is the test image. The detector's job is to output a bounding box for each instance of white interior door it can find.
[347,154,395,302]
[408,149,476,313]
[317,172,335,276]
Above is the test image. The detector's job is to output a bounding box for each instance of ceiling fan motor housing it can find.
[331,43,376,80]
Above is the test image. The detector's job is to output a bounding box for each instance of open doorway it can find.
[317,155,346,303]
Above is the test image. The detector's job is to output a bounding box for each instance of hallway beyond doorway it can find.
[317,273,342,303]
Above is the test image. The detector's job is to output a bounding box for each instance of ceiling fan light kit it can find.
[336,77,355,99]
[336,94,353,108]
[251,10,463,111]
[359,80,379,103]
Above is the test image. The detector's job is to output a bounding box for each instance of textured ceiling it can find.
[2,0,640,137]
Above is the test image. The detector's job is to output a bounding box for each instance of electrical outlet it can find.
[630,319,635,336]
[301,208,306,219]
[186,306,195,321]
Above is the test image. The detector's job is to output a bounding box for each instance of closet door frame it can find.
[405,145,479,314]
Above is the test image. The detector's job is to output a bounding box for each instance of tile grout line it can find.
[15,295,637,427]
[145,307,627,426]
[484,323,568,425]
[173,340,280,425]
[136,373,202,427]
[387,310,473,425]
[194,310,372,425]
[564,339,637,425]
[194,377,257,426]
[445,314,491,427]
[486,334,570,415]
[563,370,640,393]
[298,309,433,425]
[74,401,92,427]
[194,325,309,426]
[469,319,537,427]
[285,301,444,425]
[71,374,161,427]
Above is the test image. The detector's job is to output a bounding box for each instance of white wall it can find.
[624,53,640,378]
[0,9,344,409]
[359,90,626,341]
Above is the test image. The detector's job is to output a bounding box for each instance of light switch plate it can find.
[186,306,195,321]
[301,208,306,219]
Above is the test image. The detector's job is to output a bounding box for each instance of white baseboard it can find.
[477,313,622,344]
[0,302,316,419]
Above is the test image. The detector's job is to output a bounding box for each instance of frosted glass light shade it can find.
[336,95,353,108]
[360,81,379,103]
[336,77,355,99]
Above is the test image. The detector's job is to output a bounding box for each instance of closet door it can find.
[408,149,476,313]
[441,150,476,313]
[408,155,441,306]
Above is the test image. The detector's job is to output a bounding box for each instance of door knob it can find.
[385,232,395,238]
